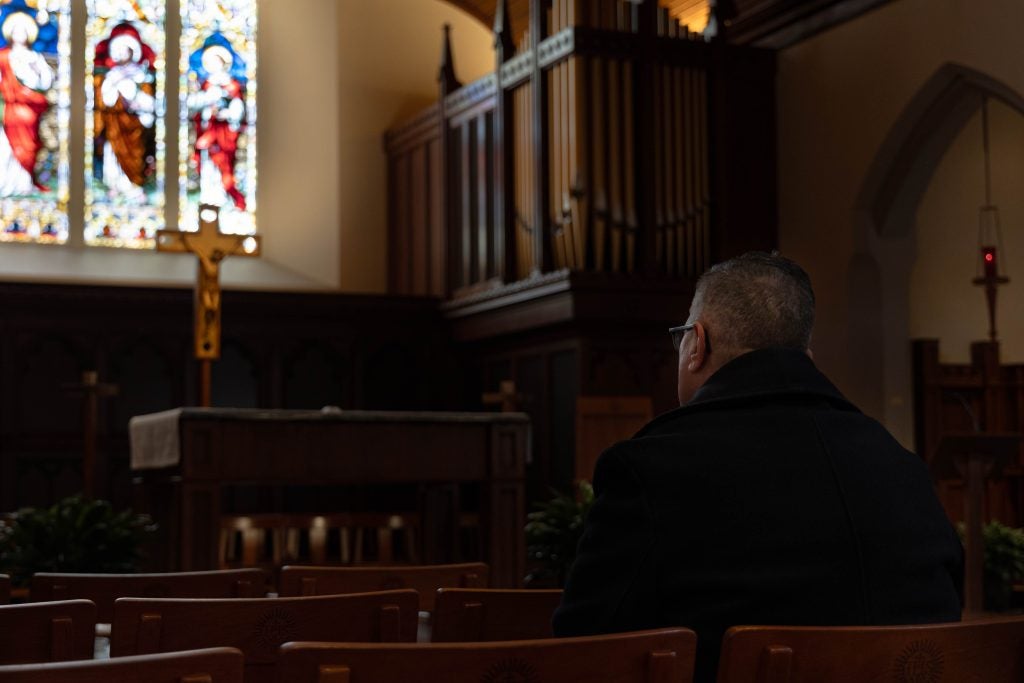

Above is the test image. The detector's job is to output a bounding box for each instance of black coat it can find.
[553,348,963,683]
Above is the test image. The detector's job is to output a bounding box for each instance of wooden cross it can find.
[63,370,118,499]
[482,380,525,412]
[157,204,261,407]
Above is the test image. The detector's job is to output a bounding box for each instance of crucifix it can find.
[971,98,1011,343]
[482,380,526,412]
[157,204,261,407]
[63,370,119,499]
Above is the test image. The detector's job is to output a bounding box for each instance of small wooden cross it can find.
[157,204,261,406]
[63,370,119,499]
[482,380,525,412]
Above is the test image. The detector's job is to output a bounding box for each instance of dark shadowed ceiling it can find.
[444,0,710,44]
[442,0,890,48]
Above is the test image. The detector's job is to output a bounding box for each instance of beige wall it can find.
[0,0,494,292]
[777,0,1024,446]
[336,0,495,293]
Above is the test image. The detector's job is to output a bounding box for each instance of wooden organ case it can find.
[384,0,778,495]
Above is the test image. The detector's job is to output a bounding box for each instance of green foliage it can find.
[524,481,594,587]
[0,496,157,587]
[957,521,1024,611]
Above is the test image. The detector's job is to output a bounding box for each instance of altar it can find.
[129,408,528,587]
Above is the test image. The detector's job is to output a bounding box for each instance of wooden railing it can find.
[385,0,771,299]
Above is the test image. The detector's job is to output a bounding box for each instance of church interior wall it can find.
[911,99,1024,364]
[776,0,1024,446]
[0,0,494,293]
[335,0,495,294]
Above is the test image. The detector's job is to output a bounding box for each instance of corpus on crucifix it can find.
[157,204,260,406]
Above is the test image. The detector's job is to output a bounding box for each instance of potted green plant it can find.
[524,481,594,587]
[957,521,1024,612]
[0,496,156,588]
[980,522,1024,611]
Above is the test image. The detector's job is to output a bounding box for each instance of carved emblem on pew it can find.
[253,607,298,653]
[480,657,538,683]
[893,640,943,683]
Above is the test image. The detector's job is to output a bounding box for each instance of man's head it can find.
[676,251,815,404]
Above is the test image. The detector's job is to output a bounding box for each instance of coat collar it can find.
[637,348,859,437]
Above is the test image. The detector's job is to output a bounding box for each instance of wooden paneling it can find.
[0,283,460,513]
[913,339,1024,528]
[575,396,653,482]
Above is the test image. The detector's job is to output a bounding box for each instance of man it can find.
[553,252,963,682]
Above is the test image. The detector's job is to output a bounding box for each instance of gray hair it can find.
[690,251,815,354]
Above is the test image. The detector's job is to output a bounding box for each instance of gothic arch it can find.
[851,63,1024,446]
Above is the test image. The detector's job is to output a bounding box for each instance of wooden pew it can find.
[278,628,697,682]
[278,563,488,612]
[111,591,418,683]
[30,569,267,623]
[0,647,244,682]
[431,588,562,642]
[0,600,95,664]
[0,575,9,605]
[716,617,1024,682]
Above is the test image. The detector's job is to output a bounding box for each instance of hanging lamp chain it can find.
[982,97,992,207]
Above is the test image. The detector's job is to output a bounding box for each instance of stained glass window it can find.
[180,0,257,236]
[84,0,165,249]
[0,0,70,245]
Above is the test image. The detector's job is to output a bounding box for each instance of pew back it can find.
[0,600,95,664]
[31,569,267,623]
[278,629,697,683]
[717,618,1024,682]
[0,647,244,682]
[431,588,562,642]
[111,591,418,683]
[278,563,488,611]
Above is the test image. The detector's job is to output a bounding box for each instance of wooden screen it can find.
[913,339,1024,527]
[575,395,654,482]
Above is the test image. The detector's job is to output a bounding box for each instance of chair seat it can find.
[431,588,562,641]
[0,647,244,682]
[0,600,96,665]
[278,562,489,612]
[279,628,697,682]
[717,617,1024,682]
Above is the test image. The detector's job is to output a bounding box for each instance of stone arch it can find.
[851,63,1024,446]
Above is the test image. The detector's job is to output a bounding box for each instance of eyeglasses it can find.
[669,323,695,352]
[668,323,711,353]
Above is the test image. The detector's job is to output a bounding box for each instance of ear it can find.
[686,321,709,372]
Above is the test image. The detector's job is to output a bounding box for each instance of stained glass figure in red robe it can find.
[0,10,53,196]
[189,38,246,211]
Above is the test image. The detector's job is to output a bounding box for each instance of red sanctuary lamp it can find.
[972,99,1010,342]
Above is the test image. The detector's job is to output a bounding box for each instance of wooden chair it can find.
[278,628,697,682]
[0,574,9,604]
[111,591,418,683]
[431,588,562,642]
[0,600,95,664]
[0,647,244,682]
[219,513,420,569]
[31,568,267,623]
[716,617,1024,682]
[278,562,488,612]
